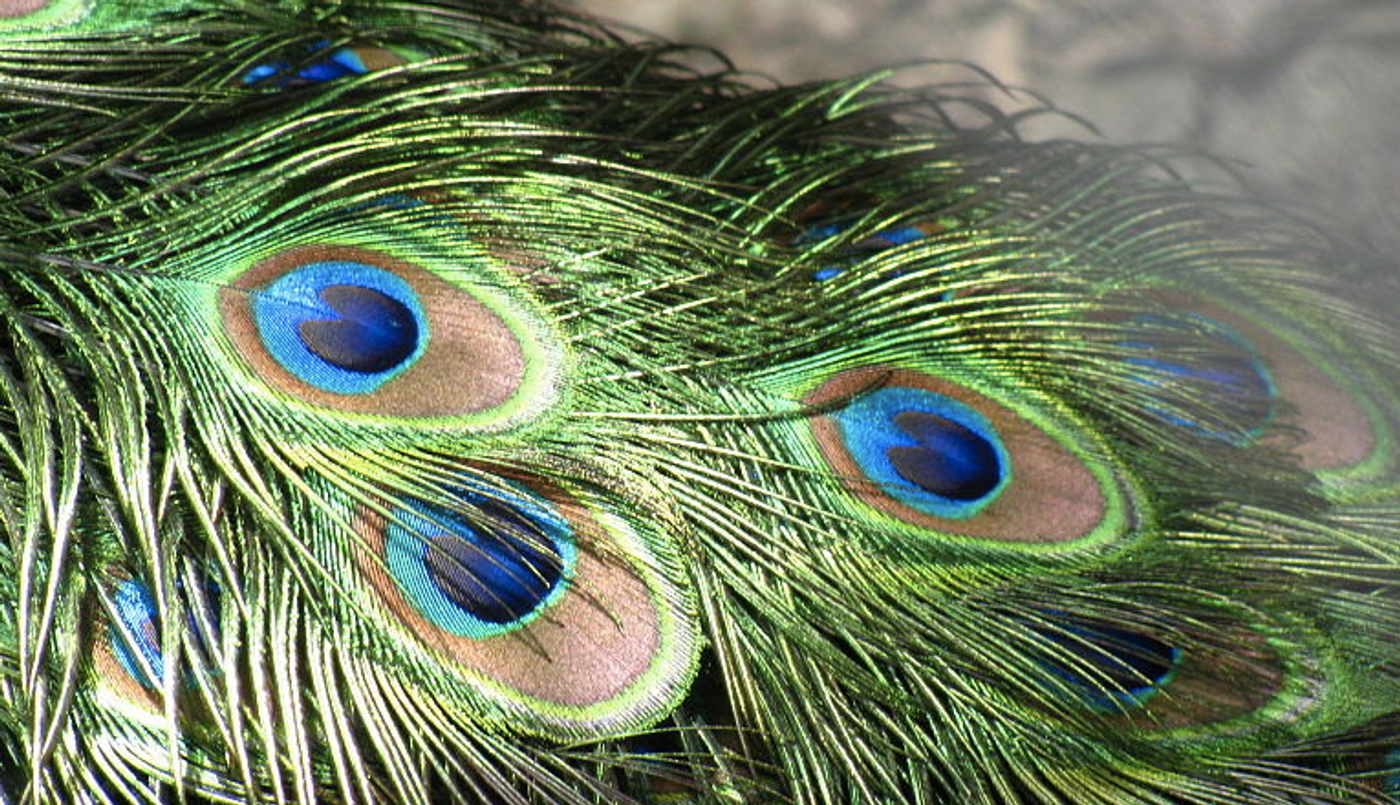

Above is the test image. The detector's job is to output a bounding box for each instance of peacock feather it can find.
[1,1,1399,803]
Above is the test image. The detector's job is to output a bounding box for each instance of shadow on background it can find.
[565,0,1400,257]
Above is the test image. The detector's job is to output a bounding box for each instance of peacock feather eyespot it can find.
[384,484,578,638]
[1119,312,1279,444]
[216,243,561,430]
[1031,611,1297,734]
[1150,290,1395,493]
[348,469,700,735]
[804,366,1134,548]
[251,259,428,394]
[830,386,1010,518]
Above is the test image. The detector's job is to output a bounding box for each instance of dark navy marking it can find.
[386,484,577,638]
[298,285,419,374]
[1385,748,1400,795]
[1037,617,1181,712]
[1122,313,1277,443]
[800,220,930,281]
[252,260,428,395]
[887,411,1002,500]
[832,387,1010,518]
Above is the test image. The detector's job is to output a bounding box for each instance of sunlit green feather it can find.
[0,1,1398,804]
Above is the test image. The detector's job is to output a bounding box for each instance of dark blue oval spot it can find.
[1037,619,1181,712]
[887,411,1002,500]
[422,498,565,625]
[252,260,428,395]
[298,285,419,374]
[111,579,163,690]
[1122,313,1276,442]
[386,484,577,638]
[831,386,1010,519]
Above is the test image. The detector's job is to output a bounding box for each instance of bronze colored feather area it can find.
[805,367,1117,545]
[0,0,45,18]
[220,245,530,419]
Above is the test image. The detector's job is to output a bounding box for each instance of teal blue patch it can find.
[252,260,429,395]
[1384,748,1400,795]
[242,42,368,87]
[386,481,577,639]
[832,386,1010,519]
[1120,313,1277,445]
[111,579,161,690]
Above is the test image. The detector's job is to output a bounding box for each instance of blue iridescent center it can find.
[385,484,577,638]
[252,260,428,395]
[1036,617,1182,712]
[111,579,163,690]
[802,221,930,281]
[833,387,1010,518]
[1122,313,1277,443]
[887,411,1002,501]
[242,42,368,86]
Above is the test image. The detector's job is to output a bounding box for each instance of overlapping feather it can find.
[0,1,1398,804]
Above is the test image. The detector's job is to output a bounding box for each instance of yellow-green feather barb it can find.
[1,1,1399,803]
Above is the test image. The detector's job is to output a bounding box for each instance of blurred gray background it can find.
[564,0,1400,256]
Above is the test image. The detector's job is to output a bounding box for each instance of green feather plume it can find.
[1,1,1399,803]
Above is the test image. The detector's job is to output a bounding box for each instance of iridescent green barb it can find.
[1,1,1399,804]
